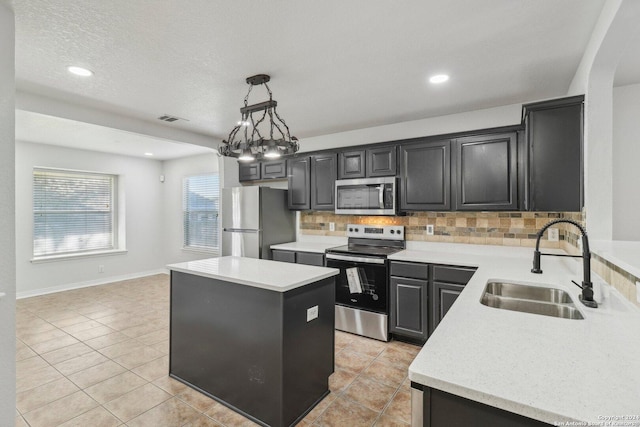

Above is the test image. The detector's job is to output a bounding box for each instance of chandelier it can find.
[218,74,298,161]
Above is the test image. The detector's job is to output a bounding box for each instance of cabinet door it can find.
[453,133,517,210]
[311,153,337,210]
[399,140,451,210]
[526,99,582,211]
[287,157,310,210]
[238,162,261,182]
[338,150,366,179]
[272,250,296,263]
[296,252,324,266]
[390,276,428,341]
[367,146,397,177]
[261,160,287,179]
[430,282,464,335]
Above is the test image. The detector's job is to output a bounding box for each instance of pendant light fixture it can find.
[218,74,299,161]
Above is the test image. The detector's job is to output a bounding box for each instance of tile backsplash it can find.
[300,211,584,250]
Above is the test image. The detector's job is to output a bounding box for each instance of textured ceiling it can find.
[13,0,611,152]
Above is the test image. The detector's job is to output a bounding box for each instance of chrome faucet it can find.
[531,219,597,308]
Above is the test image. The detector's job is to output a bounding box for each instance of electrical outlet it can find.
[98,265,104,273]
[307,305,318,322]
[548,228,559,242]
[636,282,640,304]
[329,222,335,232]
[426,224,434,235]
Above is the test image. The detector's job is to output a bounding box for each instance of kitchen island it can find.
[167,256,339,427]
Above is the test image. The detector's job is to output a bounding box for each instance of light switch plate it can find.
[426,225,434,235]
[307,305,318,322]
[329,222,335,232]
[636,282,640,304]
[548,228,559,242]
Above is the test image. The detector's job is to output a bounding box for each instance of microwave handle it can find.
[378,185,384,208]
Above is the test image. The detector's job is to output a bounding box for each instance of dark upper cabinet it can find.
[399,140,451,211]
[366,146,397,177]
[310,153,337,210]
[238,162,261,182]
[523,96,583,211]
[338,150,366,179]
[287,156,311,210]
[453,132,518,211]
[260,160,287,180]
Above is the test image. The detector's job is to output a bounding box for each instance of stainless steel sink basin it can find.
[484,281,573,303]
[480,281,584,320]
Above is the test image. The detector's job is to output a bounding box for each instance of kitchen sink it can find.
[480,281,584,320]
[484,281,573,303]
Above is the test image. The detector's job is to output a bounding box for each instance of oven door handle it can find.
[325,253,386,264]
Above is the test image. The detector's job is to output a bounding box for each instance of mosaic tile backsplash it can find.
[300,211,585,250]
[301,210,640,307]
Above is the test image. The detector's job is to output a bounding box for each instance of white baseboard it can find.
[16,269,169,299]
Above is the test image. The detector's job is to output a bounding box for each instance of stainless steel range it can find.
[325,224,405,341]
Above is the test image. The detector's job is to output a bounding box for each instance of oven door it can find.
[325,253,388,314]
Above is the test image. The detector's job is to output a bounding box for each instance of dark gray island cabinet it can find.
[167,256,339,427]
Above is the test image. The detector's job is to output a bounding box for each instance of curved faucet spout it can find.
[531,219,597,308]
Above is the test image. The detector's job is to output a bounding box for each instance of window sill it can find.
[182,247,219,256]
[31,249,128,264]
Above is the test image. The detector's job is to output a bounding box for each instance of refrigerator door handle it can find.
[223,228,259,233]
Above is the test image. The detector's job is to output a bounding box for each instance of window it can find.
[183,174,219,251]
[33,168,117,258]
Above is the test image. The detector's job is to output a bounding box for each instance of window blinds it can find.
[183,174,219,250]
[33,168,116,257]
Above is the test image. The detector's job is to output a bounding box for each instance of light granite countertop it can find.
[167,256,338,292]
[393,245,640,424]
[270,241,343,253]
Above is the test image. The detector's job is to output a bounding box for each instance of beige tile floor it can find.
[15,274,419,427]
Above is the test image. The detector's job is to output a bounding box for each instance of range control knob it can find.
[390,229,395,234]
[397,229,402,235]
[349,228,353,232]
[354,228,359,232]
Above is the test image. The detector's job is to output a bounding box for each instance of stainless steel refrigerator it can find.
[221,186,295,259]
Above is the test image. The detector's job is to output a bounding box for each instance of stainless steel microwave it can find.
[334,177,396,215]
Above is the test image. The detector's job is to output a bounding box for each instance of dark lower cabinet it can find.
[453,132,518,210]
[430,265,476,335]
[413,384,549,427]
[390,276,428,342]
[272,249,324,267]
[430,282,464,334]
[399,140,451,211]
[310,153,337,210]
[287,157,311,210]
[389,261,430,343]
[239,162,261,182]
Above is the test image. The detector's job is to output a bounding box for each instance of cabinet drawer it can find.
[272,250,296,263]
[296,252,325,266]
[390,261,429,280]
[432,265,476,284]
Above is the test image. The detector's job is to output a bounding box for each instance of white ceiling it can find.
[12,0,626,155]
[15,110,214,160]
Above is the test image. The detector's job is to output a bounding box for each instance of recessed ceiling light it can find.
[67,66,93,77]
[144,152,154,156]
[429,74,449,84]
